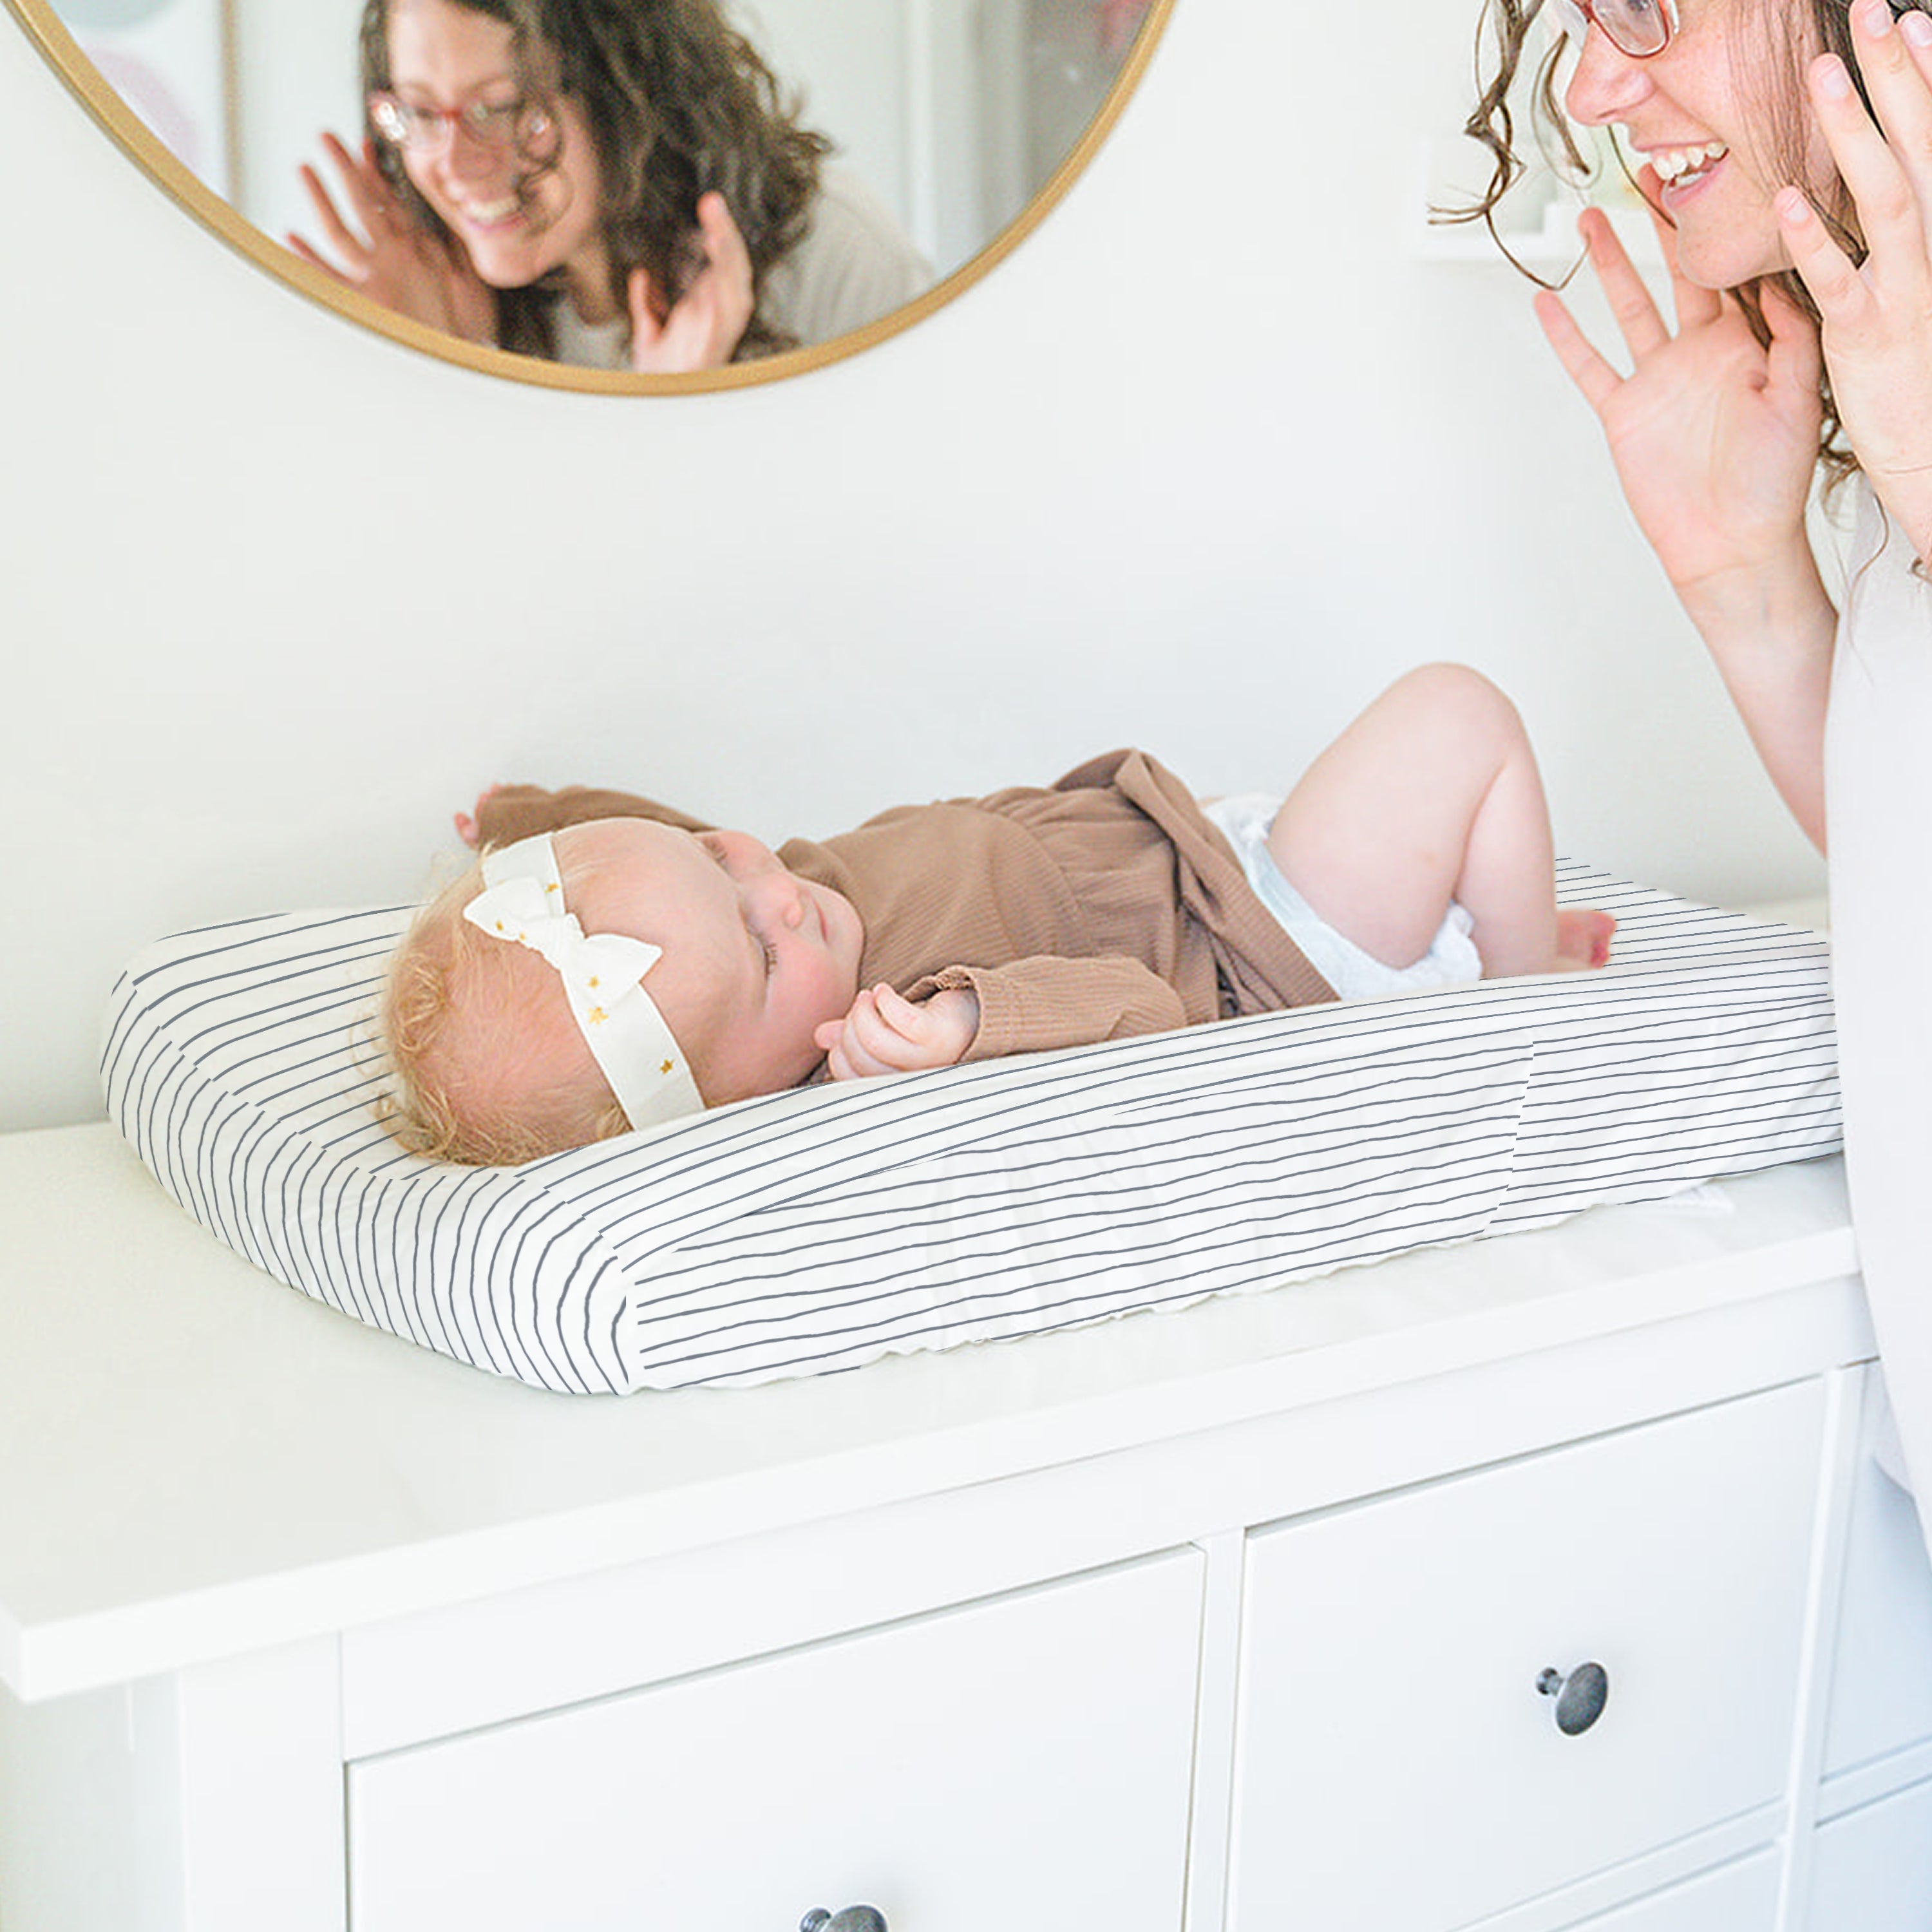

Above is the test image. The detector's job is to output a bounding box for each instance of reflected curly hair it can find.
[359,0,830,360]
[1457,0,1930,491]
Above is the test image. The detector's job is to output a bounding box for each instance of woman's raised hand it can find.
[1534,185,1824,609]
[1776,0,1932,562]
[288,134,496,345]
[626,191,755,374]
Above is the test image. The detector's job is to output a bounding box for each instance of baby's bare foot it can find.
[453,782,504,849]
[1555,908,1617,971]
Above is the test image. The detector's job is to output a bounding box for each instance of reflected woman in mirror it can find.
[1464,0,1932,1505]
[290,0,933,371]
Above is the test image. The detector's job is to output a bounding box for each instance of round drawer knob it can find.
[799,1909,888,1932]
[1537,1660,1609,1735]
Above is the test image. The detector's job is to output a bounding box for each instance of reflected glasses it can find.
[1545,0,1678,57]
[368,92,554,156]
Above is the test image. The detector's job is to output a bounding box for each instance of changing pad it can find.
[100,864,1842,1396]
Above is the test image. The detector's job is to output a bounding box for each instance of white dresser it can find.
[2,1125,1927,1931]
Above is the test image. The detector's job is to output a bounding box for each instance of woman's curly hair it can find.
[1454,0,1926,493]
[359,0,830,360]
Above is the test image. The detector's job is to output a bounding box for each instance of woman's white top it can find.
[1824,480,1932,1514]
[549,166,933,368]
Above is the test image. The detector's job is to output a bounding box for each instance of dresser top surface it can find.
[0,1121,1858,1701]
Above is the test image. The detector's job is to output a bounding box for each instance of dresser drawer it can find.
[1806,1777,1932,1930]
[1569,1850,1779,1931]
[348,1548,1202,1932]
[1227,1379,1825,1932]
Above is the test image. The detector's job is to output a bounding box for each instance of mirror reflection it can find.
[46,0,1157,375]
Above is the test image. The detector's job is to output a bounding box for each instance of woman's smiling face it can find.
[1562,0,1834,287]
[384,0,616,320]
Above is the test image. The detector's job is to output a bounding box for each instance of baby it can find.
[382,665,1616,1165]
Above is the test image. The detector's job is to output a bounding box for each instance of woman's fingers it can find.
[295,131,402,268]
[631,194,755,371]
[1577,205,1673,357]
[1758,273,1826,402]
[1776,182,1866,319]
[1536,200,1701,417]
[1533,287,1627,415]
[1779,12,1932,549]
[283,232,350,286]
[296,164,370,265]
[626,267,667,349]
[1779,31,1931,330]
[695,191,753,317]
[1806,58,1920,279]
[319,131,391,227]
[1839,0,1932,227]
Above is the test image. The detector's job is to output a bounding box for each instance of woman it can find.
[290,0,932,372]
[1469,0,1932,1508]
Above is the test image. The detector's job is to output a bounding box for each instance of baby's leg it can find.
[1267,663,1593,979]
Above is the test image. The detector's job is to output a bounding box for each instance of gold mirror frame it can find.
[4,0,1175,393]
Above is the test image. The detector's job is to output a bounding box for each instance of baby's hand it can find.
[817,985,980,1083]
[453,784,504,849]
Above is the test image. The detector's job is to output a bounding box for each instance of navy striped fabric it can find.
[100,865,1842,1394]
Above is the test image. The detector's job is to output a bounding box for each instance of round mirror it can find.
[5,0,1172,390]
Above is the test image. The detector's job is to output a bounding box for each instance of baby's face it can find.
[561,818,864,1105]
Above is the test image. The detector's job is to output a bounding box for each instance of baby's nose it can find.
[745,871,807,927]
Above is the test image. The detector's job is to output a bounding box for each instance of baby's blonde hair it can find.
[378,867,630,1167]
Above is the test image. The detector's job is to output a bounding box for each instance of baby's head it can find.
[381,818,864,1164]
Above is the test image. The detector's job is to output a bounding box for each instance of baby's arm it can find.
[916,958,1189,1061]
[459,782,713,849]
[816,956,1190,1084]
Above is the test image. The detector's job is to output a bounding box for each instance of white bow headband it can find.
[462,833,704,1130]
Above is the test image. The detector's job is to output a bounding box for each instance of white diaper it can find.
[1202,793,1482,1003]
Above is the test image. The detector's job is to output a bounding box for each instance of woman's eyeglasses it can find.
[1544,0,1678,58]
[368,92,554,156]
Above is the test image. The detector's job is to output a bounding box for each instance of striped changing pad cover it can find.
[100,864,1842,1396]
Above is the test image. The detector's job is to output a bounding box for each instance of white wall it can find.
[0,0,1825,1135]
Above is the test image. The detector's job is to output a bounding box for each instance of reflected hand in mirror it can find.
[290,131,495,346]
[289,0,934,375]
[626,190,753,374]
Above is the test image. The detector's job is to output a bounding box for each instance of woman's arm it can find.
[1665,538,1838,853]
